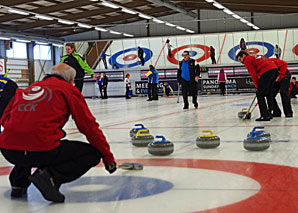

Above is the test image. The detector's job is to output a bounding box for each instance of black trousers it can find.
[0,140,101,189]
[75,78,84,92]
[211,56,216,64]
[168,49,172,58]
[219,82,226,95]
[148,83,153,100]
[181,79,198,106]
[257,69,279,117]
[139,56,145,66]
[99,85,107,98]
[272,76,293,116]
[102,58,108,69]
[126,86,129,98]
[152,84,158,100]
[165,89,170,96]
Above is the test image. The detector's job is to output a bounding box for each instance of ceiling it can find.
[0,0,297,40]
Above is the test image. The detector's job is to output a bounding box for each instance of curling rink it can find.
[1,93,298,212]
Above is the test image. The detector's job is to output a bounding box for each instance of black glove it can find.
[105,162,117,174]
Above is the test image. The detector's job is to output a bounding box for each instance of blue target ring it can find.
[228,41,274,62]
[109,47,153,68]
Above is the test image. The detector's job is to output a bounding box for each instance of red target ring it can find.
[123,54,138,61]
[168,44,210,65]
[246,48,259,55]
[292,44,298,56]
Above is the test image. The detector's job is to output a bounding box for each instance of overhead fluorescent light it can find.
[232,14,241,19]
[205,0,214,2]
[35,41,48,45]
[78,23,92,28]
[90,0,99,1]
[109,30,121,35]
[247,23,254,27]
[240,18,249,24]
[165,22,176,27]
[8,8,29,16]
[35,14,53,20]
[176,26,186,31]
[253,26,260,30]
[53,43,64,47]
[223,9,233,15]
[123,33,134,37]
[16,39,31,43]
[101,1,119,9]
[186,29,195,33]
[121,8,137,15]
[153,18,164,24]
[0,37,11,40]
[95,27,108,32]
[213,2,225,9]
[138,13,151,19]
[58,19,75,25]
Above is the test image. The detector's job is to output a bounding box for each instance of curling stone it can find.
[131,129,154,147]
[243,133,270,151]
[129,124,149,138]
[247,126,271,140]
[238,108,251,119]
[196,130,220,148]
[148,136,174,156]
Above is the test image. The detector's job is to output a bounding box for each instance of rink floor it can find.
[1,93,298,212]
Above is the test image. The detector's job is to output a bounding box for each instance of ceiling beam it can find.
[0,0,33,6]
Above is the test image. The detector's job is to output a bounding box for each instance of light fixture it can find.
[16,39,31,43]
[240,18,249,24]
[35,41,48,45]
[165,22,176,27]
[186,29,195,33]
[53,43,64,47]
[121,8,137,15]
[123,33,134,37]
[90,0,99,1]
[213,2,225,9]
[35,14,53,20]
[0,37,11,40]
[138,13,151,19]
[101,1,119,9]
[95,27,108,32]
[176,26,186,31]
[153,18,164,24]
[205,0,214,2]
[253,26,260,30]
[223,9,233,15]
[232,14,241,19]
[8,8,29,16]
[78,23,92,28]
[110,30,121,35]
[58,19,75,25]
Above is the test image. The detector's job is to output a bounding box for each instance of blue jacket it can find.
[146,68,159,84]
[0,77,9,96]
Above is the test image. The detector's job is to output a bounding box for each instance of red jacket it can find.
[243,55,278,88]
[271,58,288,82]
[0,75,115,166]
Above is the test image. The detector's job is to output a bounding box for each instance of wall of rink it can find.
[92,28,298,70]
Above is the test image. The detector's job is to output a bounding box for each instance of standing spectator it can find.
[146,66,154,101]
[125,73,131,99]
[138,46,145,66]
[60,43,95,92]
[209,46,216,64]
[102,73,108,99]
[166,39,172,58]
[101,51,108,69]
[177,51,200,109]
[96,73,104,99]
[0,64,116,202]
[150,65,159,101]
[163,82,173,97]
[289,77,298,99]
[217,68,227,96]
[240,38,247,50]
[236,51,279,121]
[274,45,282,59]
[271,58,292,117]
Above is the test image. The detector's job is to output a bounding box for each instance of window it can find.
[6,42,27,59]
[34,45,52,60]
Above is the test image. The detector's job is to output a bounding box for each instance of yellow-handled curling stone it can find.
[130,124,149,138]
[196,130,220,148]
[131,129,154,147]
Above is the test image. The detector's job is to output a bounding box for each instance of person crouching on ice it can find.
[0,64,116,202]
[163,82,173,97]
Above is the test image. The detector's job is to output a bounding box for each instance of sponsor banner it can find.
[135,80,179,95]
[84,71,124,82]
[0,59,5,75]
[201,77,256,93]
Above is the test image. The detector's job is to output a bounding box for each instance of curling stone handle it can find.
[136,129,149,136]
[156,136,166,142]
[241,108,248,112]
[252,126,264,132]
[135,124,145,129]
[202,130,215,137]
